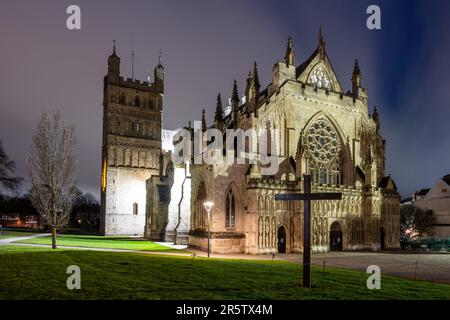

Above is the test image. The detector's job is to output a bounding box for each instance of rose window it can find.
[305,118,341,185]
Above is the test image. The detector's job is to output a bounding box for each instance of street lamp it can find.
[203,201,214,258]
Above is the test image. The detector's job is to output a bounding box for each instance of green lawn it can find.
[1,245,449,300]
[0,230,37,240]
[15,234,184,252]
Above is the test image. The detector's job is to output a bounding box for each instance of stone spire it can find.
[232,79,239,103]
[245,63,260,115]
[231,79,239,122]
[107,40,121,82]
[252,62,260,93]
[372,106,380,130]
[245,70,252,96]
[318,26,326,60]
[352,59,362,98]
[201,109,207,131]
[158,50,163,67]
[284,35,295,66]
[352,59,361,85]
[154,50,165,92]
[214,93,224,128]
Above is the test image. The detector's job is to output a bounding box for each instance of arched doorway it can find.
[277,226,286,253]
[329,221,343,251]
[380,227,385,250]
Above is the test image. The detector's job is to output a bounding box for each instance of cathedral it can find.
[100,30,401,254]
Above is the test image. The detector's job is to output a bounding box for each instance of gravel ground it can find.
[281,251,450,284]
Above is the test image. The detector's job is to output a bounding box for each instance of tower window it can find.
[133,203,138,215]
[132,121,140,132]
[134,96,141,107]
[120,93,126,105]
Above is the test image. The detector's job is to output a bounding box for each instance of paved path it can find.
[154,242,188,250]
[8,242,194,258]
[0,233,50,244]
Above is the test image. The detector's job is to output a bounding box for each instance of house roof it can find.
[400,197,413,204]
[416,188,430,196]
[442,174,450,186]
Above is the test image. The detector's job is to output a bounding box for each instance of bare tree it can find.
[0,140,23,193]
[400,203,435,241]
[27,110,76,249]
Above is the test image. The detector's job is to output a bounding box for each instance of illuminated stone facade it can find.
[188,32,401,254]
[100,46,191,240]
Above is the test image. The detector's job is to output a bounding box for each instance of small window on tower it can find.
[120,93,126,105]
[134,96,141,107]
[133,203,138,215]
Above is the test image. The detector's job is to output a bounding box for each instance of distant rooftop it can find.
[416,188,430,196]
[442,174,450,186]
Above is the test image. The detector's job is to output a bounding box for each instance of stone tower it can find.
[100,43,164,235]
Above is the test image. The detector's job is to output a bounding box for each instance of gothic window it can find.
[194,180,207,228]
[266,122,272,156]
[225,189,236,228]
[131,121,140,133]
[308,66,332,90]
[305,118,341,185]
[133,203,138,215]
[120,93,126,105]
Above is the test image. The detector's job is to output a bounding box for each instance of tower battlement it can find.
[117,76,162,93]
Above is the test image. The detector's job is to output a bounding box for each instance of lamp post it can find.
[203,201,214,258]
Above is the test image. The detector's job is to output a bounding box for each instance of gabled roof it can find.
[416,188,430,196]
[295,48,344,93]
[442,174,450,186]
[296,48,319,77]
[379,176,398,191]
[274,156,297,179]
[400,197,413,204]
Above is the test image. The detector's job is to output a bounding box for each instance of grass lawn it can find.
[0,230,38,240]
[15,234,184,252]
[1,245,449,300]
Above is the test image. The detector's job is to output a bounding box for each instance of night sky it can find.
[0,0,449,199]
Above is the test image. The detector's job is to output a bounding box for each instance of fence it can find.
[404,236,450,253]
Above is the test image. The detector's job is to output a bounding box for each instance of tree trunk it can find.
[51,226,57,249]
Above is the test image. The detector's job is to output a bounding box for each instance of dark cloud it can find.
[0,0,449,199]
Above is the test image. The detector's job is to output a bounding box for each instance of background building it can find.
[413,174,450,237]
